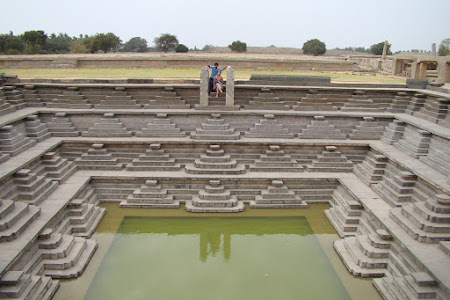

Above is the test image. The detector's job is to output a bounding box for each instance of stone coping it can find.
[9,81,413,92]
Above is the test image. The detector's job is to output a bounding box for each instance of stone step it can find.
[0,204,40,243]
[334,239,387,277]
[42,239,97,279]
[185,200,244,213]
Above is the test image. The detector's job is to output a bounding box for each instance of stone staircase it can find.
[325,184,364,237]
[293,93,338,111]
[413,97,449,124]
[371,166,417,207]
[405,93,426,115]
[245,114,294,139]
[126,143,181,171]
[390,194,450,244]
[95,87,141,109]
[353,151,388,186]
[56,200,105,238]
[298,116,347,139]
[0,271,58,300]
[308,146,354,172]
[249,145,303,172]
[23,229,97,279]
[136,113,187,137]
[82,113,132,137]
[373,272,443,300]
[25,115,51,142]
[341,91,381,112]
[46,112,80,137]
[186,179,244,212]
[22,84,44,107]
[334,230,393,277]
[13,169,59,205]
[348,117,384,140]
[244,88,290,110]
[420,136,450,176]
[74,143,124,170]
[387,92,411,113]
[0,199,40,243]
[380,119,406,145]
[0,125,37,157]
[394,127,431,158]
[185,144,246,175]
[144,87,190,109]
[190,114,240,140]
[0,88,17,116]
[120,179,180,208]
[3,86,27,110]
[40,151,77,183]
[47,86,92,109]
[250,180,307,208]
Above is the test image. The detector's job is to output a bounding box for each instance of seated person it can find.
[213,71,224,98]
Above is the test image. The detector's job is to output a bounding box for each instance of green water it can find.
[85,216,350,300]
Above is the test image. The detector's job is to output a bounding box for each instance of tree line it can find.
[0,31,192,54]
[1,30,448,57]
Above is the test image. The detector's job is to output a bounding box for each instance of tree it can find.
[121,37,148,53]
[302,39,326,56]
[154,33,178,52]
[21,30,47,53]
[370,41,392,55]
[43,33,72,53]
[0,32,25,54]
[438,38,450,56]
[69,39,88,53]
[175,44,188,53]
[88,33,121,53]
[228,40,247,53]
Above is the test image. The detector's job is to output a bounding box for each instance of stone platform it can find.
[0,78,448,300]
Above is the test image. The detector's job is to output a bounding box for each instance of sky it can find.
[1,0,449,52]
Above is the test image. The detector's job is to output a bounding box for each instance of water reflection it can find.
[200,232,231,261]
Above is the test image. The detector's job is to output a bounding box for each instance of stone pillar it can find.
[436,58,449,83]
[418,62,428,79]
[382,40,388,60]
[432,43,437,56]
[199,66,209,107]
[225,66,235,107]
[410,62,419,78]
[392,58,399,75]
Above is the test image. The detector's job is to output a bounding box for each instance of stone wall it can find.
[0,54,356,71]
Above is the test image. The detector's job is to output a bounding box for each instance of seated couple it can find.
[208,63,227,98]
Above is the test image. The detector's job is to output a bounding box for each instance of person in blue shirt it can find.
[208,63,227,93]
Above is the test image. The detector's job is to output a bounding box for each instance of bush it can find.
[302,39,326,56]
[175,44,188,53]
[228,40,247,53]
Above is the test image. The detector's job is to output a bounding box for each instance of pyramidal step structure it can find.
[250,180,308,208]
[46,112,80,137]
[250,145,303,172]
[298,116,347,139]
[185,144,246,175]
[190,114,240,140]
[95,87,141,109]
[186,179,244,212]
[82,113,132,137]
[120,179,180,208]
[245,114,294,139]
[126,143,181,171]
[136,113,187,137]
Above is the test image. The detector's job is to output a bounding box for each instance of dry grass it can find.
[0,67,405,84]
